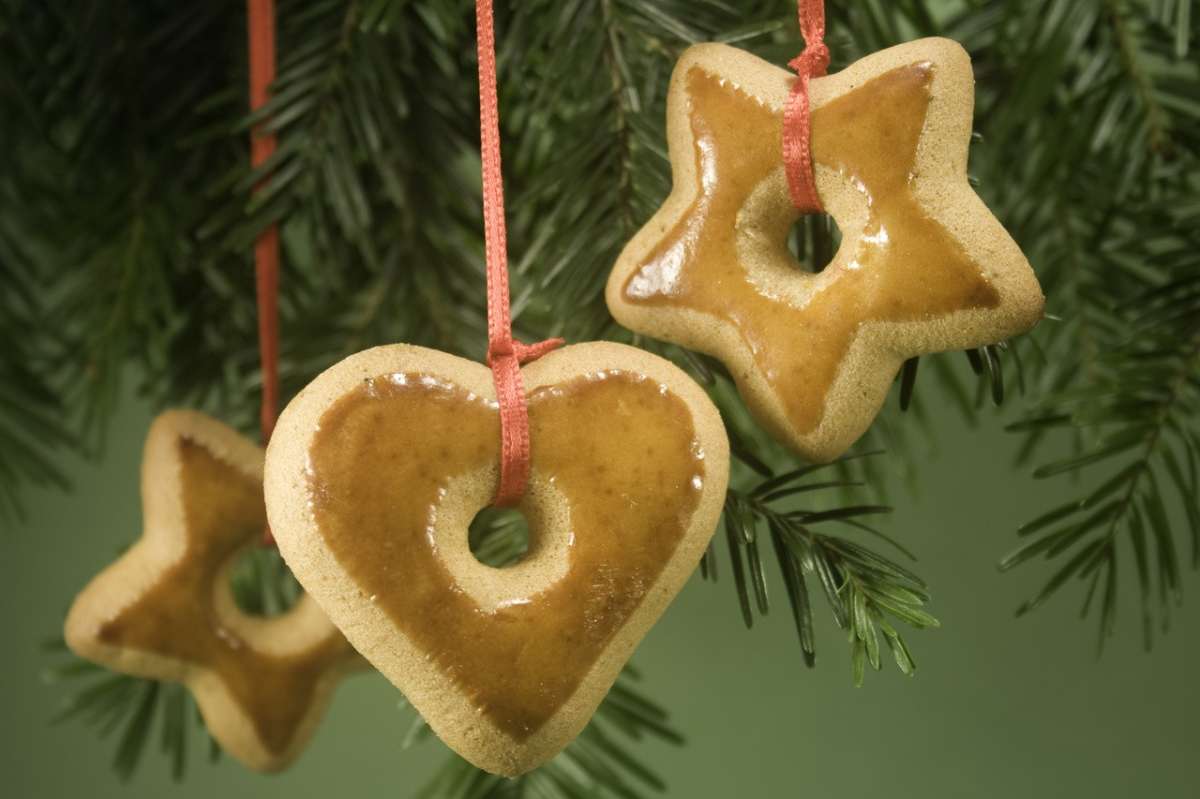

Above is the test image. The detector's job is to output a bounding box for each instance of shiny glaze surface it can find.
[98,439,347,755]
[306,370,706,740]
[622,63,1000,435]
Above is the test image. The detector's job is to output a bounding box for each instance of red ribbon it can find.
[475,0,563,507]
[248,0,280,545]
[783,0,829,213]
[248,0,280,444]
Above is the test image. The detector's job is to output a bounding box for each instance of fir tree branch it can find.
[705,453,936,684]
[1107,0,1171,154]
[0,230,76,522]
[599,0,637,239]
[1004,285,1200,650]
[963,0,1200,648]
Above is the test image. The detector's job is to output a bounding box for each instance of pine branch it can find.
[1003,264,1200,650]
[895,340,1026,426]
[1,0,245,447]
[0,225,76,522]
[705,452,937,684]
[955,0,1200,647]
[1108,0,1172,154]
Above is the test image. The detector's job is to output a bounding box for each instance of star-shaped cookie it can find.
[65,411,362,772]
[607,39,1044,461]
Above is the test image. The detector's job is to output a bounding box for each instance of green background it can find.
[4,386,1197,798]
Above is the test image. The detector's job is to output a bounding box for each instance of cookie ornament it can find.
[263,0,728,778]
[65,411,362,772]
[65,7,362,772]
[266,341,726,776]
[606,4,1045,462]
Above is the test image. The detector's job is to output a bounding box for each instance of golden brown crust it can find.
[606,39,1044,461]
[64,411,361,773]
[264,342,729,776]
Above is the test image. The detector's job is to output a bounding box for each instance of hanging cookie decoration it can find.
[606,4,1044,462]
[65,412,361,772]
[266,343,725,776]
[65,0,361,773]
[263,0,728,778]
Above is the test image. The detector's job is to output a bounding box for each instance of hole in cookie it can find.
[227,546,303,617]
[468,506,532,568]
[787,213,842,272]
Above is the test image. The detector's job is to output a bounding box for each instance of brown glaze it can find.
[306,370,706,740]
[622,63,1000,435]
[98,439,348,755]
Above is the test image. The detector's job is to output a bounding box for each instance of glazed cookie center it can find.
[622,63,1001,435]
[96,439,347,755]
[305,370,707,740]
[430,473,574,613]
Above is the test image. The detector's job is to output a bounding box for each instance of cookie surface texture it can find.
[264,341,729,776]
[65,411,362,772]
[606,39,1044,461]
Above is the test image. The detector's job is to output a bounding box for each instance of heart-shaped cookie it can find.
[264,341,728,776]
[606,40,1044,462]
[65,411,363,772]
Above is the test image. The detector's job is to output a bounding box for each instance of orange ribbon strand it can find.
[475,0,563,507]
[248,0,280,546]
[248,0,280,444]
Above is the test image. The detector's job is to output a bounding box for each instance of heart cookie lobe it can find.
[64,411,361,773]
[265,342,728,776]
[606,40,1044,462]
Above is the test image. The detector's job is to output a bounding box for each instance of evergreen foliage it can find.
[3,0,1198,790]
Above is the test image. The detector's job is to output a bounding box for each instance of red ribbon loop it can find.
[476,0,562,507]
[783,0,829,214]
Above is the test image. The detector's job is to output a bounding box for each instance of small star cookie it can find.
[65,411,362,772]
[607,39,1044,461]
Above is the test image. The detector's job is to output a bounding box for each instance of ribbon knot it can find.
[486,339,513,364]
[789,41,830,78]
[487,337,564,368]
[782,0,829,215]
